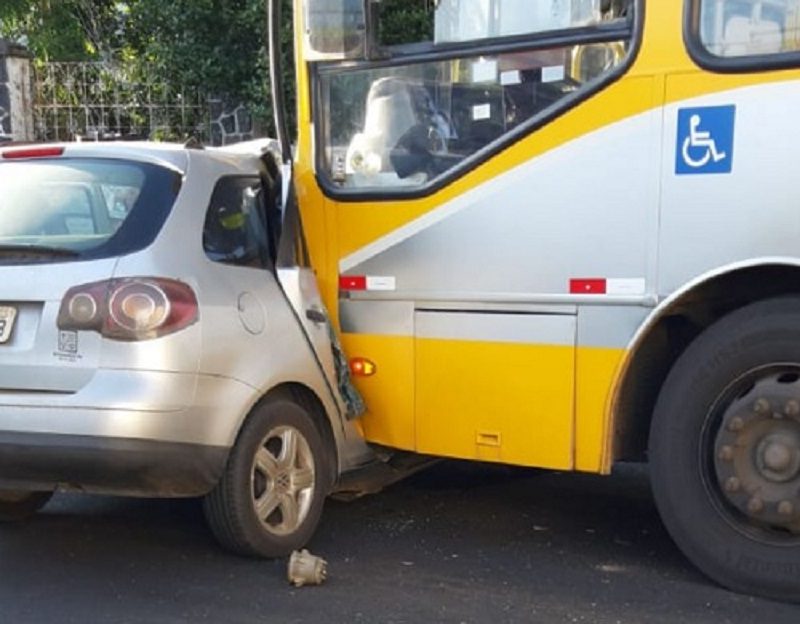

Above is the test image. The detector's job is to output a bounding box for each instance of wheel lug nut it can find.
[718,446,734,461]
[785,400,800,417]
[778,501,795,517]
[754,399,771,415]
[747,497,764,514]
[728,417,745,432]
[725,477,741,493]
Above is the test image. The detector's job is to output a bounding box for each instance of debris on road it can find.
[288,550,328,587]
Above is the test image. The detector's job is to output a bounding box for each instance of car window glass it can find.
[0,158,180,261]
[203,177,271,270]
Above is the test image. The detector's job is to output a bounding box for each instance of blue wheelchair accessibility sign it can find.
[676,105,736,175]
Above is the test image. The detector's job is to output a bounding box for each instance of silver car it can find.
[0,141,373,556]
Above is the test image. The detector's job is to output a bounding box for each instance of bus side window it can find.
[322,41,628,190]
[698,0,800,57]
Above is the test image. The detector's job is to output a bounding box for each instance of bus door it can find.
[310,0,656,469]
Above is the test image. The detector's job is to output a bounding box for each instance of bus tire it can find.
[649,297,800,602]
[203,392,330,558]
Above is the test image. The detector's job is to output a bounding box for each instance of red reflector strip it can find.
[2,146,65,159]
[340,275,367,291]
[570,278,607,295]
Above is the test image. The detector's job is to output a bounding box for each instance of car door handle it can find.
[305,308,327,325]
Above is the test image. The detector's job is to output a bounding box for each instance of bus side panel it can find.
[574,346,626,472]
[660,75,800,294]
[340,333,416,451]
[415,312,575,469]
[335,77,659,470]
[574,305,652,472]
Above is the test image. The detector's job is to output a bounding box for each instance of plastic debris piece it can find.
[288,549,328,587]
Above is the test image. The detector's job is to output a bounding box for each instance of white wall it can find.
[6,56,33,141]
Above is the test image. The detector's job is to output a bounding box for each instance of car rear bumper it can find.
[0,369,256,447]
[0,431,227,497]
[0,369,258,496]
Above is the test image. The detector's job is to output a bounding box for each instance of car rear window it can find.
[0,158,182,263]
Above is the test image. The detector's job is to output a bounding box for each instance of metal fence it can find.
[33,62,209,142]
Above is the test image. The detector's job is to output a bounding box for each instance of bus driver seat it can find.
[346,77,418,180]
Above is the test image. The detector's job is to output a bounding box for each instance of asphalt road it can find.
[1,462,799,624]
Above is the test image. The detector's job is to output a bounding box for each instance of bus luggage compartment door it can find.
[414,310,575,469]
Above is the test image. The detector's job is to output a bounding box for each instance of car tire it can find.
[0,490,53,522]
[649,297,800,602]
[203,391,332,558]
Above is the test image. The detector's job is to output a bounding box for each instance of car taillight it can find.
[57,278,198,341]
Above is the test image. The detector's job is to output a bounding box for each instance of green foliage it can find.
[0,0,432,137]
[125,0,275,131]
[123,0,296,135]
[0,1,93,60]
[0,0,288,134]
[378,0,434,46]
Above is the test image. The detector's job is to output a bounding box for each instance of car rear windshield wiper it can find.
[0,244,81,258]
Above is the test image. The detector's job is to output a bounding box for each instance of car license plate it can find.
[0,306,17,344]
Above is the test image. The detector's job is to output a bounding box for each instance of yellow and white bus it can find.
[268,0,800,600]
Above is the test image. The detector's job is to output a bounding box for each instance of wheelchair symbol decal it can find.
[676,105,736,175]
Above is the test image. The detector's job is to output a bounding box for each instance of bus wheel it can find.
[649,297,800,602]
[203,392,331,558]
[0,490,53,522]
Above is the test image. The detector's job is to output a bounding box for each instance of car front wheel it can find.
[203,391,331,558]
